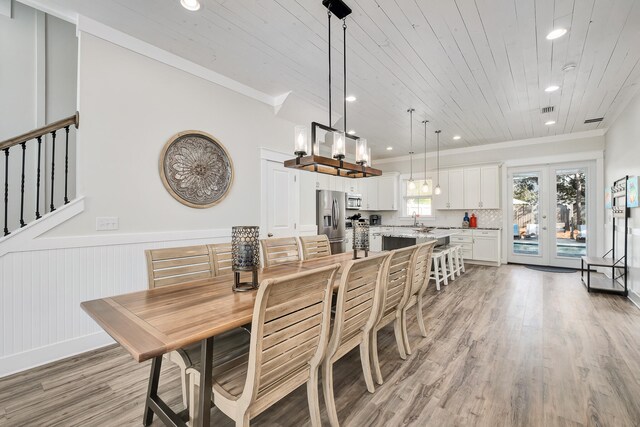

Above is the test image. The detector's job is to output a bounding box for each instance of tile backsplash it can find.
[374,209,503,229]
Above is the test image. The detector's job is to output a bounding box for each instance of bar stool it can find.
[444,246,457,282]
[448,245,465,278]
[430,248,449,290]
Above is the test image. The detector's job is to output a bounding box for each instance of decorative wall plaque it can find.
[159,130,233,208]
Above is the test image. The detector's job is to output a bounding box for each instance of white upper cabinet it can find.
[376,175,398,211]
[344,179,359,194]
[433,170,450,210]
[435,165,500,210]
[434,169,463,210]
[463,167,481,209]
[480,166,500,208]
[448,169,464,209]
[315,174,330,191]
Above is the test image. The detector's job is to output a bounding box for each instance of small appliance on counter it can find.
[369,214,381,226]
[469,213,478,228]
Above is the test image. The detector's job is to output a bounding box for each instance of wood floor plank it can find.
[1,264,640,426]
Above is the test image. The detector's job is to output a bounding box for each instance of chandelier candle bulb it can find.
[331,131,346,160]
[294,125,308,157]
[356,138,368,165]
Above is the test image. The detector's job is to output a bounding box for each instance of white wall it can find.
[0,30,302,376]
[604,92,640,305]
[48,32,294,236]
[369,132,605,227]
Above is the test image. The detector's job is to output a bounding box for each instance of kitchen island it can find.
[381,228,459,251]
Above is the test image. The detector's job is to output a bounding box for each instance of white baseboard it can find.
[0,331,114,378]
[629,290,640,310]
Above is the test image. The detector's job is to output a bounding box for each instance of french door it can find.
[507,161,595,268]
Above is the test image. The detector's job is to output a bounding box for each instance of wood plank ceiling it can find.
[51,0,640,158]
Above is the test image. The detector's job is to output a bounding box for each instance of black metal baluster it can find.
[3,148,9,236]
[35,136,42,219]
[19,142,26,227]
[63,126,69,204]
[49,130,56,212]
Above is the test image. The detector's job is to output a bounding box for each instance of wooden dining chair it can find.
[299,234,332,260]
[397,241,437,356]
[190,263,340,427]
[369,245,420,384]
[145,244,215,288]
[144,245,250,414]
[260,236,301,267]
[322,253,391,427]
[208,242,233,276]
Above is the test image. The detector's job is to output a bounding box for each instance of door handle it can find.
[268,233,273,237]
[542,227,547,231]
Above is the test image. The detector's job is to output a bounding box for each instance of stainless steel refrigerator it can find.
[316,190,346,254]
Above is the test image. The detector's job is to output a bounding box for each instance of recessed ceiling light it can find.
[345,95,357,102]
[546,28,567,40]
[386,146,393,151]
[180,0,200,11]
[562,63,577,72]
[347,130,356,135]
[545,120,556,125]
[545,85,560,92]
[453,135,461,140]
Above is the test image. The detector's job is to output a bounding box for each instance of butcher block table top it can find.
[81,251,378,363]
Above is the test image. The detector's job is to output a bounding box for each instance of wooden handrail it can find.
[0,111,79,151]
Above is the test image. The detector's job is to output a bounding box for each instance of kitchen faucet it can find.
[412,212,418,227]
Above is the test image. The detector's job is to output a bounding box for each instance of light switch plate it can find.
[96,217,119,231]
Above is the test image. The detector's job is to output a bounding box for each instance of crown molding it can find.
[374,129,607,165]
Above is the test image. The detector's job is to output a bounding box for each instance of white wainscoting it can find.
[0,228,231,378]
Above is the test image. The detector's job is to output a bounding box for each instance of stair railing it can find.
[0,112,79,236]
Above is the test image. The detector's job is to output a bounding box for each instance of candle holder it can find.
[353,222,370,259]
[231,226,260,292]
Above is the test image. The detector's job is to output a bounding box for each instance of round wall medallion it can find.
[159,130,234,208]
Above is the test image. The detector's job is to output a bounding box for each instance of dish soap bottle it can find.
[462,212,470,228]
[470,213,477,228]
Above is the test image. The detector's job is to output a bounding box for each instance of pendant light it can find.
[434,130,442,195]
[407,108,416,190]
[283,0,382,178]
[421,120,429,193]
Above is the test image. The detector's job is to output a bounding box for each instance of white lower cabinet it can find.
[451,229,501,266]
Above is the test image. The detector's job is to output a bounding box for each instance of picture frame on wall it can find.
[627,176,638,208]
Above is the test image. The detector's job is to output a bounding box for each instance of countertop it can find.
[379,228,460,239]
[370,225,502,231]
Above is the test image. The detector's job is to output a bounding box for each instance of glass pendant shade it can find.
[331,131,346,159]
[421,181,429,193]
[366,147,372,166]
[434,185,442,195]
[356,138,368,164]
[294,125,308,156]
[408,179,416,190]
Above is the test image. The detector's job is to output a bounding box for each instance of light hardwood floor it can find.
[2,264,640,426]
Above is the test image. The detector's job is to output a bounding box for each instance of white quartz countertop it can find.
[379,228,460,239]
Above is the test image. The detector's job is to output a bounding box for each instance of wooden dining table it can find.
[81,251,371,427]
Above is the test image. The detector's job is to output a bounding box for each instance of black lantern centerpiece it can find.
[353,221,370,259]
[231,226,260,292]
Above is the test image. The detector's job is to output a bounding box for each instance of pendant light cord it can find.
[408,108,415,180]
[328,11,332,126]
[435,130,441,184]
[343,19,347,133]
[423,120,428,180]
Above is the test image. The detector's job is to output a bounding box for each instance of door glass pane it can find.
[513,173,540,255]
[555,169,587,258]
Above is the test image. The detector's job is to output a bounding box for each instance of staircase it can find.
[0,112,79,237]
